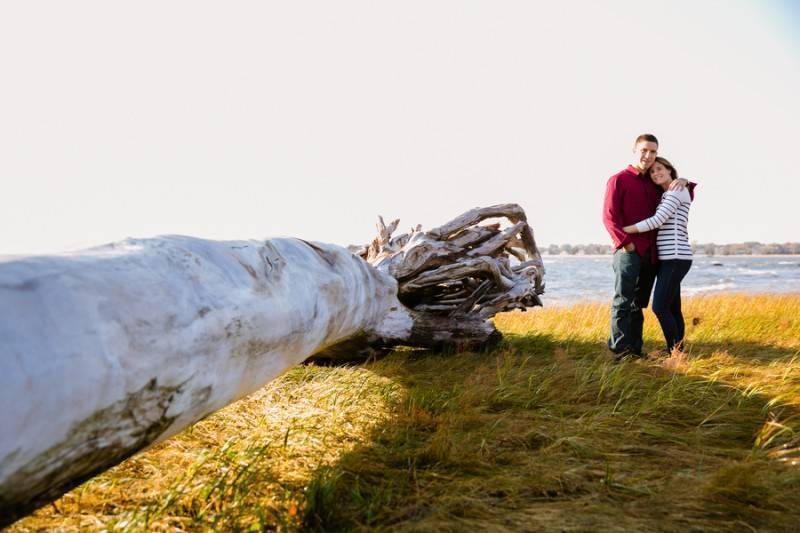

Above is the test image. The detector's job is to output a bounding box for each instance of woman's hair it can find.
[650,156,679,180]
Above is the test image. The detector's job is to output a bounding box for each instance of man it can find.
[602,134,689,359]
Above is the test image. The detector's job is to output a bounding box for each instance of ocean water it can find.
[539,255,800,306]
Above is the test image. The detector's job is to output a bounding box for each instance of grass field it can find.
[10,294,800,532]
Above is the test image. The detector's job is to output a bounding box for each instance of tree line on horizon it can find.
[543,242,800,256]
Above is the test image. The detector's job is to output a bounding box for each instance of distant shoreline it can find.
[543,243,800,256]
[541,254,800,259]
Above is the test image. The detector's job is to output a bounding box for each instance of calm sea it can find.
[540,255,800,306]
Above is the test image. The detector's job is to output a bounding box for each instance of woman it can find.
[623,157,693,354]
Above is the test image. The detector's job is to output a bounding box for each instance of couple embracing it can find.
[602,134,696,360]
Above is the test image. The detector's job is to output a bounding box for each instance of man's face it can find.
[632,141,658,172]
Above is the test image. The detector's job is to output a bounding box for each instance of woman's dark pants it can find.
[608,250,657,356]
[652,259,692,352]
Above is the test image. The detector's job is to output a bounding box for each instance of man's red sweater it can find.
[602,165,692,263]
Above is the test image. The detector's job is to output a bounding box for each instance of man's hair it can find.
[634,133,658,146]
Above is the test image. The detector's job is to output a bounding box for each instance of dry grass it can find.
[10,294,800,532]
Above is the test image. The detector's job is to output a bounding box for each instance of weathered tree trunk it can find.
[0,204,543,525]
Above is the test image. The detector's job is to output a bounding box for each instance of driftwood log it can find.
[0,203,544,526]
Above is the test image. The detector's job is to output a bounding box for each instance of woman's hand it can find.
[623,225,638,234]
[668,178,689,191]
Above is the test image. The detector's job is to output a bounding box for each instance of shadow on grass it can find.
[300,332,800,532]
[19,319,796,530]
[686,339,800,362]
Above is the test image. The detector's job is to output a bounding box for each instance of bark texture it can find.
[329,203,545,357]
[0,236,400,525]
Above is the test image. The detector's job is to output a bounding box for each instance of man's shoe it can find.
[612,349,643,362]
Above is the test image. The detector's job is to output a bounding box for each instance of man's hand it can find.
[668,178,689,191]
[623,243,636,252]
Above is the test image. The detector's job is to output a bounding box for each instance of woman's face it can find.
[650,162,673,187]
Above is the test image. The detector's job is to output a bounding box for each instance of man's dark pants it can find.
[608,249,657,356]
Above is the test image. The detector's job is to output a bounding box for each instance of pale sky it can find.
[1,1,798,255]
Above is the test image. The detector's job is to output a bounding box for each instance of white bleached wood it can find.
[357,203,545,317]
[0,236,407,524]
[0,203,544,525]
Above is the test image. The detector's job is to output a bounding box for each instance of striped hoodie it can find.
[634,188,693,260]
